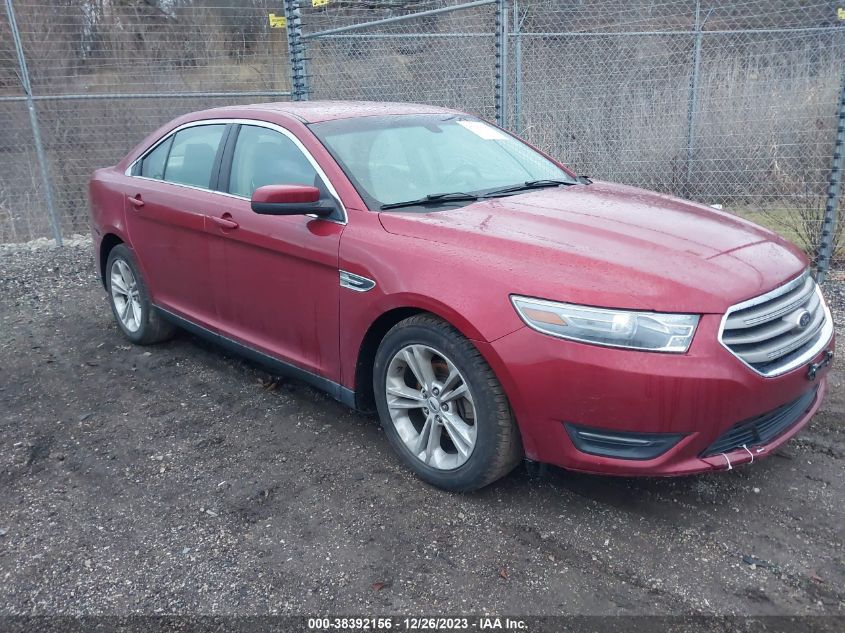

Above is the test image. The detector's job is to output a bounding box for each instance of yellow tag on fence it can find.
[268,13,287,28]
[837,7,845,20]
[313,0,330,6]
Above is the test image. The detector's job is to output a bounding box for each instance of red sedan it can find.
[89,101,835,490]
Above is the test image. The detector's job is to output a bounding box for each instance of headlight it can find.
[511,295,699,353]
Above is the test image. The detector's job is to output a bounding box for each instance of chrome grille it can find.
[719,271,833,377]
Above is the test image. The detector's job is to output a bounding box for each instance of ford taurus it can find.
[89,101,835,490]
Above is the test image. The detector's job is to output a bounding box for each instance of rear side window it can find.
[227,125,319,198]
[140,137,172,180]
[163,124,226,189]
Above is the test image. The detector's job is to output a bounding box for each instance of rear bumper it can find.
[479,314,834,476]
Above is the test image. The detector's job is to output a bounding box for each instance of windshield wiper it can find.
[380,192,479,210]
[483,179,577,197]
[482,179,578,198]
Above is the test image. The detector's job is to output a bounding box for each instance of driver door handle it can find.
[210,215,239,230]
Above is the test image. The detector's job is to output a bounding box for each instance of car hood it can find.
[377,181,807,313]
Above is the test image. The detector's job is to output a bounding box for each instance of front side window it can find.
[162,124,226,189]
[228,125,320,198]
[310,115,574,209]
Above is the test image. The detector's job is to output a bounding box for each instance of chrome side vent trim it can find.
[339,270,376,292]
[718,271,833,377]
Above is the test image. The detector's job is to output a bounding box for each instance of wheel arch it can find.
[99,233,124,288]
[353,307,426,412]
[350,297,493,412]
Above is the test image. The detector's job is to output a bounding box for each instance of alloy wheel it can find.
[385,344,477,470]
[110,258,142,333]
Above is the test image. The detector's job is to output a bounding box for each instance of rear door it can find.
[124,122,229,329]
[207,122,345,381]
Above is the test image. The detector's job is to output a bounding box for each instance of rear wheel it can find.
[374,315,522,491]
[106,244,175,345]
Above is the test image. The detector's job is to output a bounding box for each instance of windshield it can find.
[309,114,576,210]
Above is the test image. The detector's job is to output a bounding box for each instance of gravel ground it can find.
[0,239,843,618]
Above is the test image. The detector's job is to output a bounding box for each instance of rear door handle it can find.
[128,194,144,208]
[210,215,239,230]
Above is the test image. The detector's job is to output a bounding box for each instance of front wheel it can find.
[373,315,522,491]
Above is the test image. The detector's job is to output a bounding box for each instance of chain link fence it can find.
[509,1,845,277]
[301,1,499,121]
[0,0,294,243]
[1,0,843,277]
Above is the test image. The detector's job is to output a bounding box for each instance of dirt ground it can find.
[0,239,843,618]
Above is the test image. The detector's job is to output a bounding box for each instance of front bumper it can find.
[478,314,834,476]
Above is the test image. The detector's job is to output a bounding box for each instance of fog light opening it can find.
[565,424,685,460]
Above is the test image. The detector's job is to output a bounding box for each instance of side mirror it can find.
[251,185,335,217]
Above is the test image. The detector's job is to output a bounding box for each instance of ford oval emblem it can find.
[798,311,811,328]
[784,308,812,331]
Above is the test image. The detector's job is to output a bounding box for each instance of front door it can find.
[207,123,344,381]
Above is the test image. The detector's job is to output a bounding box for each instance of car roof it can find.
[196,100,462,124]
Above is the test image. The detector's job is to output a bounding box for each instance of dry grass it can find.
[731,203,843,265]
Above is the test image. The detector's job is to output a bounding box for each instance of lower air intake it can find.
[701,387,817,457]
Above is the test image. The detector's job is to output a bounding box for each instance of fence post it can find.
[684,0,707,199]
[512,0,523,134]
[5,0,62,246]
[816,70,845,283]
[283,0,309,101]
[495,0,509,127]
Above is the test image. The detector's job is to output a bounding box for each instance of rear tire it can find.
[105,244,175,345]
[373,314,522,491]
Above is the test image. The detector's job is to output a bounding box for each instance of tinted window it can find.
[140,137,172,180]
[163,124,226,189]
[228,125,319,198]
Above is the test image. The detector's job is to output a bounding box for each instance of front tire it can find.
[106,244,175,345]
[373,315,522,491]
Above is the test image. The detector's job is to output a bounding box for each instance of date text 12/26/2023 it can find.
[306,617,528,631]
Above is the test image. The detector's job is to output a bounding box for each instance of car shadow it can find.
[479,454,787,520]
